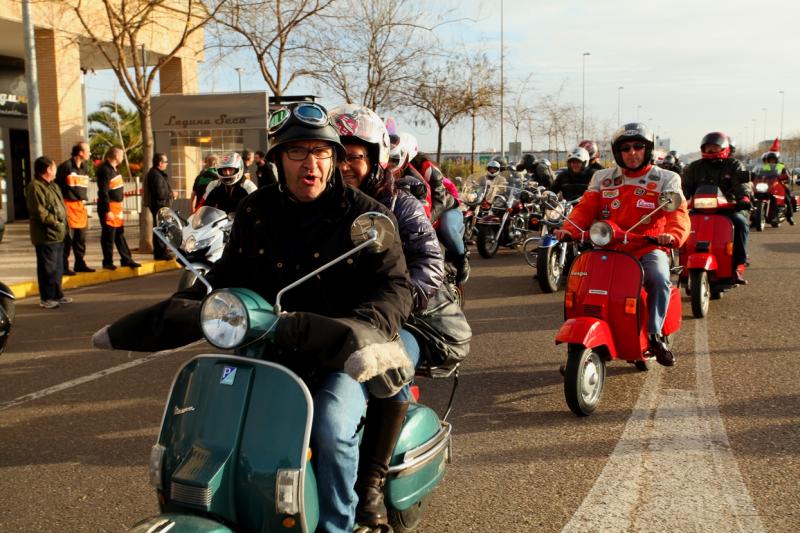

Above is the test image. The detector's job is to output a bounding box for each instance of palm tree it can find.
[88,101,143,176]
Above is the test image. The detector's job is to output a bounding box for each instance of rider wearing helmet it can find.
[331,103,446,529]
[555,123,690,366]
[409,151,470,283]
[201,152,257,214]
[683,132,755,283]
[579,140,604,173]
[659,153,682,175]
[389,132,431,217]
[94,101,415,533]
[550,146,592,201]
[757,140,796,225]
[519,153,553,187]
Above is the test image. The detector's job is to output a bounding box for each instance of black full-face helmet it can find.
[611,122,655,171]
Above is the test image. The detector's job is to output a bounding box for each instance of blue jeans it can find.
[312,372,368,533]
[35,242,64,301]
[395,328,422,402]
[641,249,671,335]
[728,211,749,267]
[436,208,465,256]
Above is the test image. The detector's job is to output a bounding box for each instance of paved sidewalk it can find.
[0,221,179,299]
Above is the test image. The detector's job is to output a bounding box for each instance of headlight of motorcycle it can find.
[755,182,769,193]
[183,235,198,253]
[492,195,508,209]
[544,207,564,222]
[589,221,613,246]
[201,290,249,349]
[464,191,478,203]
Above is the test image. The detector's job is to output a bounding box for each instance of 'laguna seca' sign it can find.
[151,92,268,132]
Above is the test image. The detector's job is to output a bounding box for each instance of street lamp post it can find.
[500,0,505,159]
[581,52,590,139]
[779,90,785,142]
[617,86,624,125]
[234,67,244,93]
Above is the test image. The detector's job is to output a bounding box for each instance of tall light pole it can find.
[234,67,244,93]
[762,107,767,140]
[779,90,785,142]
[617,86,624,125]
[581,52,590,139]
[22,0,42,158]
[500,0,505,159]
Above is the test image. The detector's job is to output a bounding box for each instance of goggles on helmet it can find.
[268,102,330,134]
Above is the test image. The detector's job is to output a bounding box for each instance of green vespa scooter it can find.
[132,212,454,532]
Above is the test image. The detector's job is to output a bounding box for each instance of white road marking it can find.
[562,321,764,532]
[0,342,203,412]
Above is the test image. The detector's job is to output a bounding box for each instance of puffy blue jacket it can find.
[379,189,444,312]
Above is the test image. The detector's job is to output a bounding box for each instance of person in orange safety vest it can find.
[55,141,95,274]
[96,147,140,270]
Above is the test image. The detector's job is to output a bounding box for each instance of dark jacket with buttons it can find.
[106,175,414,383]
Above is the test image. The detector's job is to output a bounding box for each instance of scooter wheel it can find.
[564,344,605,416]
[388,497,429,533]
[690,270,710,318]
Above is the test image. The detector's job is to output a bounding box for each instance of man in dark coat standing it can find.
[145,152,176,260]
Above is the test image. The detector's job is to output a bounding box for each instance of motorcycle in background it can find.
[475,172,540,258]
[0,282,15,355]
[751,173,788,230]
[459,173,490,246]
[132,212,453,533]
[679,185,745,318]
[555,192,684,416]
[524,192,582,293]
[155,206,233,291]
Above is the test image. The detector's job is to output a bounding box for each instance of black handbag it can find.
[405,284,471,369]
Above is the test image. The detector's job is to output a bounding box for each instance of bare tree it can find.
[463,53,498,170]
[504,74,534,144]
[210,0,334,97]
[70,0,225,251]
[402,58,475,162]
[306,0,452,112]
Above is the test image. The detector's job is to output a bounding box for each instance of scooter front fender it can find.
[555,317,618,360]
[129,513,233,532]
[685,253,717,272]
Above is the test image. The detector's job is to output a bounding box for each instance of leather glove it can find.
[344,339,414,387]
[366,365,415,399]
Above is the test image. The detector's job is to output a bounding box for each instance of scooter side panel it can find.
[555,317,618,359]
[129,513,234,532]
[158,356,314,533]
[683,213,734,281]
[565,251,643,360]
[386,404,447,511]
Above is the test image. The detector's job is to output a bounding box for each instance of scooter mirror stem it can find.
[154,228,213,293]
[625,198,671,236]
[274,235,377,315]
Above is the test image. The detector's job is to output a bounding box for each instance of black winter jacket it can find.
[682,158,752,205]
[146,167,173,209]
[551,169,592,201]
[379,189,443,312]
[107,177,414,383]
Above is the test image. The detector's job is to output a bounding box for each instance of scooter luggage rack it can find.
[415,362,460,422]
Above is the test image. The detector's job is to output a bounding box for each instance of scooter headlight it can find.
[755,182,769,193]
[200,290,249,349]
[693,197,718,209]
[589,221,613,246]
[183,235,213,253]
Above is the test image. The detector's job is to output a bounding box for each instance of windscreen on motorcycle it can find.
[190,206,229,230]
[485,171,525,207]
[460,172,489,206]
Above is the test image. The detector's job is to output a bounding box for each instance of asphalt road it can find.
[0,224,798,532]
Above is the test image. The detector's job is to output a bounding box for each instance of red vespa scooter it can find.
[679,184,744,318]
[555,192,683,416]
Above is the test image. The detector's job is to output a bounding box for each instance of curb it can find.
[8,259,181,300]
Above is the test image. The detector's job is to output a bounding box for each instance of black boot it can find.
[648,334,675,367]
[355,399,410,528]
[453,251,470,284]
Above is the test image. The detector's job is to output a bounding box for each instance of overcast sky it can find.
[85,0,800,157]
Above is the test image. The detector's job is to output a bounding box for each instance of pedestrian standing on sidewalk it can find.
[96,147,141,270]
[145,152,177,260]
[27,156,72,309]
[55,141,95,275]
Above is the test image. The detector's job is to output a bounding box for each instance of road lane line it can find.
[0,341,203,412]
[562,321,764,532]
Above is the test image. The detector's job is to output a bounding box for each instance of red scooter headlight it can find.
[589,221,615,246]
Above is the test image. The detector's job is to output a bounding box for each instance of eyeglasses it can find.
[619,143,646,153]
[268,102,330,134]
[285,145,334,161]
[344,153,367,164]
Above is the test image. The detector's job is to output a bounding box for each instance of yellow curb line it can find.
[8,260,181,300]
